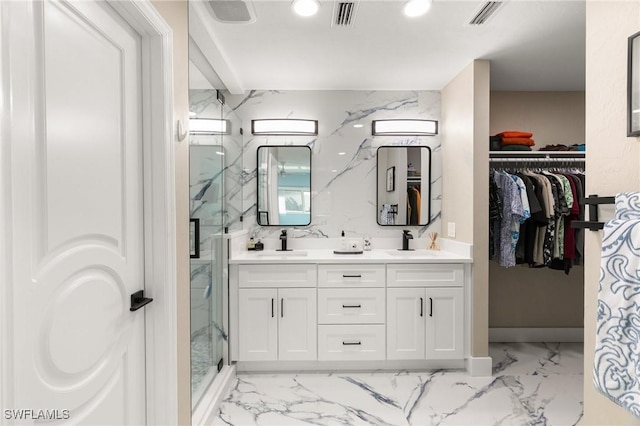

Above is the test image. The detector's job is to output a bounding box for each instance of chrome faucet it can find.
[278,230,288,251]
[402,230,414,250]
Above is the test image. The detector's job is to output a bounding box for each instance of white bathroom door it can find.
[4,0,147,423]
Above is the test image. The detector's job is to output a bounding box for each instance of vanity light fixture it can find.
[291,0,320,17]
[372,119,438,136]
[403,0,433,17]
[189,118,231,135]
[251,119,318,136]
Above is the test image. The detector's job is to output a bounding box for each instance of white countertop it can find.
[229,248,472,264]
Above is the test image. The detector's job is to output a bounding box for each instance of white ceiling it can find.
[189,0,585,93]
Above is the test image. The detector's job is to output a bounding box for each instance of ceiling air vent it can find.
[468,1,503,26]
[207,1,256,24]
[332,1,359,27]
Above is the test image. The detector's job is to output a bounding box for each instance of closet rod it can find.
[489,157,585,163]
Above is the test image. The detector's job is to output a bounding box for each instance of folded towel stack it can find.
[497,131,535,151]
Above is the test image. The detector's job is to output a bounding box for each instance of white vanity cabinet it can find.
[230,249,471,371]
[237,264,317,361]
[317,264,386,361]
[387,264,464,360]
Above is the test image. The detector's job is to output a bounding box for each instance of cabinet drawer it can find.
[318,325,385,361]
[239,264,317,288]
[318,288,385,324]
[387,264,463,288]
[318,264,385,288]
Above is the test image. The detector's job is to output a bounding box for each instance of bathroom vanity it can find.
[229,240,473,373]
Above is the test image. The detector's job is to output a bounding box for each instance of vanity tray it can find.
[333,250,364,255]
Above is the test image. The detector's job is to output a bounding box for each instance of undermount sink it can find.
[255,250,308,257]
[386,249,440,257]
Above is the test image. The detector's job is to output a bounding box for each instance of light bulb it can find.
[403,0,432,17]
[292,0,320,17]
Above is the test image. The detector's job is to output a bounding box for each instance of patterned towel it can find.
[594,192,640,417]
[616,192,640,220]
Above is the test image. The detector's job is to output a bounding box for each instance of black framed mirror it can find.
[257,145,311,226]
[376,146,431,226]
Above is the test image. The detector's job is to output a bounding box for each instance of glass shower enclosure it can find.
[189,89,243,407]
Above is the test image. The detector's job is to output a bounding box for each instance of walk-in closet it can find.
[489,92,586,342]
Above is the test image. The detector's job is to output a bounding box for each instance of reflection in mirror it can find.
[377,146,431,226]
[257,146,311,226]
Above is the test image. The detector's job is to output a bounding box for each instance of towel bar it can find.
[571,194,615,231]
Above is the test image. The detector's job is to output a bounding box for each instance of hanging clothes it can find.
[489,165,585,273]
[407,186,421,225]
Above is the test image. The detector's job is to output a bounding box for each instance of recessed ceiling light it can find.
[216,151,225,156]
[403,0,432,17]
[331,169,338,173]
[353,124,364,128]
[338,152,346,156]
[292,0,320,17]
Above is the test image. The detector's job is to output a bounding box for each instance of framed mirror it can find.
[257,145,311,226]
[376,146,431,226]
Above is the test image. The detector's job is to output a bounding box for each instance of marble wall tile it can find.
[224,90,442,242]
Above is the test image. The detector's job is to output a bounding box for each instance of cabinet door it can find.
[278,288,317,361]
[239,288,278,361]
[425,287,463,359]
[387,288,425,360]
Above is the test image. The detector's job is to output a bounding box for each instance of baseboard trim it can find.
[489,327,584,342]
[192,365,236,426]
[466,356,493,377]
[236,359,466,373]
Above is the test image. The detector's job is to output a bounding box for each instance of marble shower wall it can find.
[225,90,442,241]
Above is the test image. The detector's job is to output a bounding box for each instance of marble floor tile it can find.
[489,342,583,376]
[209,343,583,426]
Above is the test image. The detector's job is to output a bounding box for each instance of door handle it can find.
[271,298,274,318]
[429,297,433,317]
[130,290,153,312]
[281,298,284,318]
[420,297,423,317]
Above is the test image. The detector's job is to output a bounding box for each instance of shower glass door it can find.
[188,89,244,409]
[189,94,225,406]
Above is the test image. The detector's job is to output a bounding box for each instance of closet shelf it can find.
[489,151,585,159]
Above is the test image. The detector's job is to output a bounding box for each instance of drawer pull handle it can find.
[342,274,362,278]
[342,304,362,308]
[420,297,423,317]
[342,341,362,346]
[430,297,433,317]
